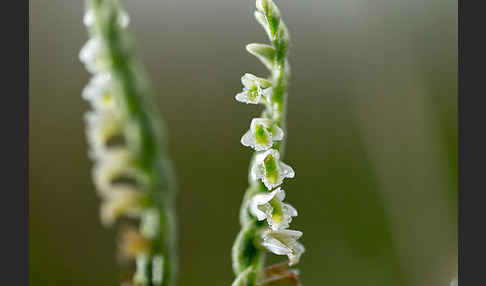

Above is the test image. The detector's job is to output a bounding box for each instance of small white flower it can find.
[134,255,150,285]
[241,118,283,151]
[82,72,116,111]
[261,229,305,266]
[235,73,272,104]
[84,110,123,158]
[92,148,136,195]
[100,187,143,226]
[83,9,130,28]
[79,37,109,73]
[249,187,297,230]
[251,149,294,189]
[118,10,130,28]
[140,208,160,239]
[83,10,96,27]
[152,255,165,285]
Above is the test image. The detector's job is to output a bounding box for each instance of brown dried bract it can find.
[259,261,301,286]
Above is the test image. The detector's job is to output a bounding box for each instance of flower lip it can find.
[251,149,295,189]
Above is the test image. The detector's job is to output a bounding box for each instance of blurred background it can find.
[29,0,457,285]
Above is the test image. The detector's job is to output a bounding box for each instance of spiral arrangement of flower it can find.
[79,1,177,285]
[231,1,304,285]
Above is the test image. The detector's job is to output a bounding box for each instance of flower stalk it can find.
[79,1,177,285]
[231,1,303,285]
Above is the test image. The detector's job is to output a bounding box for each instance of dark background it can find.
[29,0,457,285]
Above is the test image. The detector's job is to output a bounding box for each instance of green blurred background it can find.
[29,0,457,285]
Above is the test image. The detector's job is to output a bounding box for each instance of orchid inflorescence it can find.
[231,1,304,285]
[79,1,177,285]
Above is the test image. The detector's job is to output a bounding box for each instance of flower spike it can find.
[80,1,177,285]
[231,1,304,285]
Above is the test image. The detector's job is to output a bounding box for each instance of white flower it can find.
[249,187,297,230]
[241,118,284,151]
[100,187,143,226]
[140,208,160,239]
[84,110,123,158]
[83,9,130,28]
[235,73,272,104]
[261,229,305,266]
[117,10,130,28]
[152,255,165,285]
[79,37,109,73]
[92,148,135,195]
[133,255,150,285]
[83,10,96,27]
[82,72,116,111]
[250,149,294,189]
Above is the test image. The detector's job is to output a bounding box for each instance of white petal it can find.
[262,87,273,100]
[261,149,280,161]
[261,229,303,260]
[240,129,256,148]
[79,37,107,73]
[235,91,259,104]
[92,148,133,195]
[152,255,164,285]
[271,125,284,141]
[84,110,122,158]
[134,255,149,285]
[262,234,292,256]
[251,117,271,128]
[275,188,286,201]
[82,73,115,110]
[100,187,142,226]
[283,203,298,217]
[140,208,160,239]
[241,73,258,89]
[288,242,305,266]
[83,10,95,27]
[250,160,264,183]
[118,10,130,28]
[256,0,266,12]
[279,161,295,179]
[267,202,298,231]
